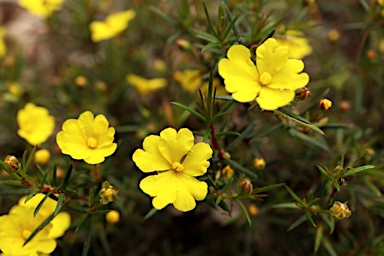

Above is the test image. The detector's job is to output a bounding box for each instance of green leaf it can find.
[215,195,223,205]
[24,146,37,172]
[238,200,252,226]
[34,193,49,217]
[24,192,37,203]
[304,209,316,227]
[0,180,23,186]
[40,170,49,187]
[287,215,306,231]
[60,164,73,191]
[284,185,304,206]
[171,102,208,123]
[221,14,241,41]
[218,200,231,214]
[225,7,242,44]
[75,214,92,233]
[215,95,233,101]
[215,131,240,137]
[314,225,323,253]
[24,212,55,246]
[322,236,338,256]
[277,108,325,135]
[212,100,236,124]
[202,2,219,38]
[0,188,34,196]
[197,31,219,43]
[362,177,381,197]
[317,165,329,178]
[226,159,257,179]
[52,164,57,186]
[342,165,375,177]
[320,213,335,234]
[252,183,285,194]
[148,5,178,26]
[201,42,221,52]
[271,203,301,209]
[143,208,158,222]
[227,123,255,151]
[81,215,93,256]
[54,193,65,217]
[289,129,329,151]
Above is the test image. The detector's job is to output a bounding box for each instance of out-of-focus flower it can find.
[99,181,119,204]
[221,165,234,179]
[328,29,340,43]
[75,76,88,87]
[379,39,384,53]
[4,155,20,172]
[173,69,202,94]
[248,204,259,216]
[378,0,384,6]
[34,149,51,165]
[218,38,309,110]
[127,74,167,95]
[90,10,136,42]
[56,111,117,164]
[18,0,64,18]
[17,103,55,145]
[320,98,332,110]
[330,201,351,220]
[105,210,120,224]
[132,127,213,212]
[0,193,70,255]
[253,158,266,170]
[0,27,6,58]
[275,30,313,59]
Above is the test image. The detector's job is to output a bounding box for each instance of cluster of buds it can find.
[99,181,119,205]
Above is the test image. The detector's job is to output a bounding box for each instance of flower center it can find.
[87,137,98,149]
[259,71,272,86]
[22,229,32,240]
[172,161,184,172]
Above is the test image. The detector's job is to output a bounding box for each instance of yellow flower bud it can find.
[106,210,120,224]
[238,178,253,195]
[253,158,266,170]
[328,29,340,43]
[319,98,332,110]
[34,149,51,165]
[221,165,234,179]
[330,201,351,220]
[99,181,119,205]
[222,152,231,159]
[248,204,258,216]
[75,76,88,87]
[4,155,20,172]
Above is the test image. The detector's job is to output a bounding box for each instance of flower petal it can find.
[218,45,261,102]
[268,59,309,90]
[49,212,71,238]
[133,135,171,173]
[182,142,212,177]
[158,128,194,163]
[77,111,95,139]
[84,144,117,164]
[256,38,289,76]
[256,87,295,110]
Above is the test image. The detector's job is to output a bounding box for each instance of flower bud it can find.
[296,87,311,100]
[366,49,376,61]
[319,98,332,110]
[248,204,259,216]
[99,181,119,205]
[106,210,120,224]
[75,76,88,87]
[176,39,192,51]
[222,151,231,159]
[253,158,266,170]
[330,201,351,220]
[238,177,253,195]
[340,100,351,111]
[328,29,340,43]
[4,155,20,172]
[34,149,51,165]
[221,165,234,179]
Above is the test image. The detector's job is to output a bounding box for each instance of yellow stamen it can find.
[22,229,32,239]
[87,137,98,149]
[172,161,184,172]
[260,71,272,85]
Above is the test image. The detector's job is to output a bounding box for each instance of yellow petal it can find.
[158,128,194,163]
[93,114,109,134]
[182,142,212,177]
[256,38,289,76]
[256,87,295,110]
[49,212,71,238]
[268,59,309,90]
[133,135,172,172]
[77,111,95,138]
[173,173,208,211]
[218,45,261,102]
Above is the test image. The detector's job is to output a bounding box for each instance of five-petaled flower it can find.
[17,103,55,145]
[56,111,117,164]
[132,127,213,212]
[89,9,136,42]
[18,0,64,18]
[218,38,310,110]
[0,193,71,256]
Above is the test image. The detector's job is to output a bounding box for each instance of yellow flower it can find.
[173,70,202,94]
[0,27,6,58]
[275,30,313,59]
[132,127,213,212]
[127,74,167,95]
[89,9,136,42]
[218,38,310,110]
[56,111,117,164]
[378,0,384,6]
[0,194,70,256]
[330,201,351,220]
[18,0,64,18]
[17,103,55,145]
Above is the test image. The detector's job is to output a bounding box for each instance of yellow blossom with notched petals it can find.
[0,194,70,256]
[17,103,55,145]
[127,74,167,95]
[218,38,309,110]
[56,111,117,164]
[275,30,313,59]
[132,127,213,212]
[90,10,136,42]
[18,0,64,18]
